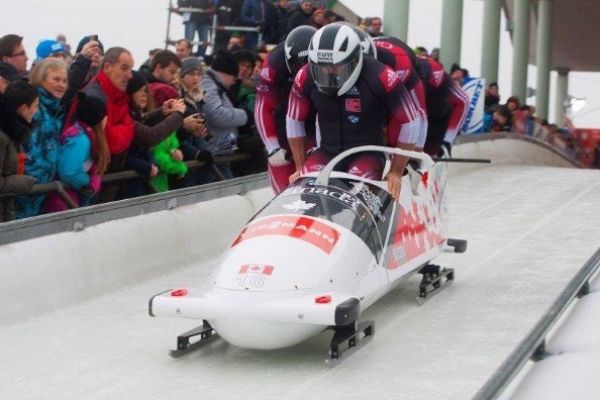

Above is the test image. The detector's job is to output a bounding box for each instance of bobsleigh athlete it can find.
[286,23,423,199]
[255,26,317,194]
[417,56,469,157]
[370,34,429,152]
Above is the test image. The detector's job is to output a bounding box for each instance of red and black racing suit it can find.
[286,56,422,180]
[373,36,428,148]
[417,57,469,156]
[255,43,316,193]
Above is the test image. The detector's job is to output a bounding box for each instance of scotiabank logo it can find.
[232,215,340,254]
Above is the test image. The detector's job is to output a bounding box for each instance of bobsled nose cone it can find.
[212,317,323,349]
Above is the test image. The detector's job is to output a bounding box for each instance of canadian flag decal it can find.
[239,264,274,275]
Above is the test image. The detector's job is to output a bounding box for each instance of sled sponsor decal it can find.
[387,200,445,269]
[233,215,340,254]
[280,185,361,211]
[350,181,386,222]
[393,245,406,263]
[282,199,316,212]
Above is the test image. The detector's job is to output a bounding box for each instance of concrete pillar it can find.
[511,0,530,101]
[383,0,410,42]
[440,0,464,70]
[555,68,569,125]
[535,0,553,120]
[481,0,502,84]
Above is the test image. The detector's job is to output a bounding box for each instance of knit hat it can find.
[234,50,256,66]
[126,70,147,95]
[75,35,105,54]
[76,92,107,126]
[180,57,202,78]
[36,39,66,60]
[0,61,21,83]
[211,50,239,77]
[149,82,179,107]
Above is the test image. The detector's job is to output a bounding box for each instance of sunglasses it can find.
[9,51,26,57]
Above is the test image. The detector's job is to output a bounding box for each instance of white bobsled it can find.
[149,146,466,358]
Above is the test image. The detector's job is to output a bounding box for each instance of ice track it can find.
[1,138,600,400]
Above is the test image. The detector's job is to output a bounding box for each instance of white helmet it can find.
[308,22,363,96]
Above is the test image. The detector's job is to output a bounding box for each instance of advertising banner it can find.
[460,78,486,134]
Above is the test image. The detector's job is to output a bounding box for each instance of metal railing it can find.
[164,0,263,51]
[472,247,600,400]
[0,169,269,246]
[0,152,250,205]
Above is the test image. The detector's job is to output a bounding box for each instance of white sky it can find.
[2,0,599,127]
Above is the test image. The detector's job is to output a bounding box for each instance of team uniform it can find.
[373,36,429,149]
[286,56,422,179]
[417,57,469,156]
[255,43,316,193]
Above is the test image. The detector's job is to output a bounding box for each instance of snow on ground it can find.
[1,162,600,399]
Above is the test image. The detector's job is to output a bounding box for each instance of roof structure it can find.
[504,0,600,72]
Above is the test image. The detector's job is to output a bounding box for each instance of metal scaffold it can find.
[164,0,262,54]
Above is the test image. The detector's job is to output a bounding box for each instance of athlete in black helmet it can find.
[286,23,424,199]
[255,25,317,194]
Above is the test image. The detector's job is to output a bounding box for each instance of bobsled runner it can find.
[149,146,467,359]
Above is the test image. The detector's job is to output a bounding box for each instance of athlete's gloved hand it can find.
[438,141,452,158]
[268,148,290,167]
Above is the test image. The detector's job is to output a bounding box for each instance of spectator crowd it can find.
[0,0,596,223]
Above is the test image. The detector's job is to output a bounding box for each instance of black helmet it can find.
[353,26,377,58]
[284,25,317,76]
[308,22,363,97]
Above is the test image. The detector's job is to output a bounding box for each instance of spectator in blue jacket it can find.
[44,93,110,212]
[16,58,67,218]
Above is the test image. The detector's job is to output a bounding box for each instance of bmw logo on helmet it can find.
[308,22,364,97]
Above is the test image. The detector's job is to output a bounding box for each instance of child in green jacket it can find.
[150,133,188,192]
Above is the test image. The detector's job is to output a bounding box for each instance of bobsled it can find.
[149,146,467,358]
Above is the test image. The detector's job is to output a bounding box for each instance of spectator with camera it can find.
[202,49,248,179]
[145,50,182,87]
[176,57,213,187]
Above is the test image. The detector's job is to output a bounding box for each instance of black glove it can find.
[438,141,452,158]
[196,149,214,167]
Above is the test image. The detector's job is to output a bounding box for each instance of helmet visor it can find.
[309,58,358,96]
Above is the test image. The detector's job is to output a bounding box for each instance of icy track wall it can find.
[0,189,273,327]
[0,137,576,326]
